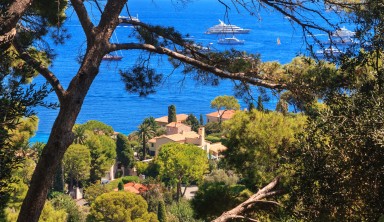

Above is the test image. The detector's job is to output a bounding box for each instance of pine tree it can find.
[168,105,177,123]
[157,200,167,222]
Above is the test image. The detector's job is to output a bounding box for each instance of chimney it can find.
[198,127,205,146]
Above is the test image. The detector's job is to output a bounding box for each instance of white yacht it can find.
[206,20,250,34]
[218,37,245,45]
[332,27,355,37]
[118,14,140,25]
[315,47,343,57]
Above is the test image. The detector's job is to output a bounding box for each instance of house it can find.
[155,114,189,127]
[166,122,191,135]
[208,142,227,159]
[148,127,210,156]
[206,110,236,123]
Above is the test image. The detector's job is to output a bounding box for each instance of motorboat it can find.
[315,47,343,57]
[102,54,123,61]
[206,20,250,34]
[217,37,245,45]
[332,27,355,37]
[118,14,140,25]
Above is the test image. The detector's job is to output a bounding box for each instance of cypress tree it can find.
[157,200,167,222]
[199,114,204,125]
[248,103,255,111]
[118,181,124,191]
[256,96,264,112]
[51,163,64,193]
[168,105,177,123]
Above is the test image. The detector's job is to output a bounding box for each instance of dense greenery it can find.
[210,95,240,123]
[137,117,160,159]
[116,133,135,171]
[157,143,208,200]
[87,191,158,222]
[222,110,306,189]
[286,90,384,221]
[185,114,200,132]
[63,144,91,191]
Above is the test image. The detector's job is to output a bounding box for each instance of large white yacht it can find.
[206,20,250,34]
[332,26,355,37]
[217,37,245,45]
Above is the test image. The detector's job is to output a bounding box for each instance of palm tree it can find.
[137,117,159,160]
[73,124,87,144]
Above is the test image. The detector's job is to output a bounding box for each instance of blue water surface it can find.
[30,0,336,142]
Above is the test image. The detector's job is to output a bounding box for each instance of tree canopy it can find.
[157,143,208,200]
[63,144,91,191]
[210,95,240,123]
[87,191,158,222]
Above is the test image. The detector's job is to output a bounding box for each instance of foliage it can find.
[210,95,240,123]
[222,110,306,189]
[121,176,140,184]
[185,114,199,132]
[135,161,160,178]
[286,90,384,221]
[63,144,91,189]
[87,191,158,222]
[157,143,208,199]
[256,96,264,112]
[50,192,85,222]
[204,135,222,144]
[168,105,177,123]
[116,133,135,169]
[157,201,167,222]
[83,183,110,205]
[203,169,239,186]
[192,183,250,221]
[118,181,124,191]
[86,134,116,183]
[167,199,201,222]
[51,164,64,193]
[81,120,114,136]
[142,185,165,214]
[275,98,288,115]
[39,201,67,222]
[204,122,221,135]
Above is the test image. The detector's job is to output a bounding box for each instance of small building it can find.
[206,110,236,123]
[155,114,189,127]
[166,122,191,135]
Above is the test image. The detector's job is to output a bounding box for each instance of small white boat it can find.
[217,37,245,45]
[102,54,123,61]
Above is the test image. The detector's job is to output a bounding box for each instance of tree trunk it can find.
[0,0,33,49]
[17,100,82,222]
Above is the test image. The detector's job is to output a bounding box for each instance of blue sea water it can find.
[29,0,333,142]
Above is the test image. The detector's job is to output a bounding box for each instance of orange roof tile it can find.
[206,110,236,119]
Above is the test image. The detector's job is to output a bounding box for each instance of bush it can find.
[121,176,140,184]
[205,122,221,135]
[204,135,221,143]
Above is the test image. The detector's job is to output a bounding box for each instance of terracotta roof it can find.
[209,142,227,154]
[149,131,199,143]
[114,182,148,194]
[155,114,189,123]
[206,110,236,119]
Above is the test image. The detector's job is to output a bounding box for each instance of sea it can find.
[30,0,339,143]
